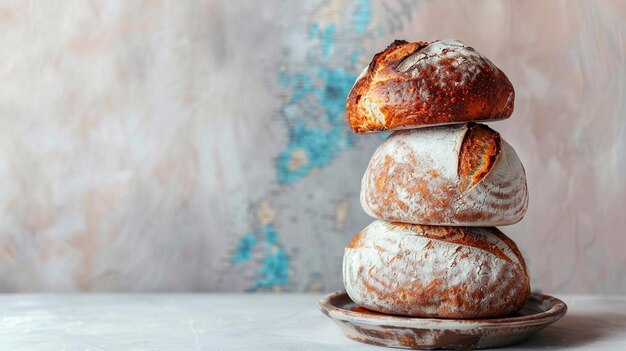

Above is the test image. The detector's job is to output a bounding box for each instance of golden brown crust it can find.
[458,123,502,191]
[346,39,514,134]
[347,231,365,249]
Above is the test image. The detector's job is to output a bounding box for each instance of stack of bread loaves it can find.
[342,39,530,318]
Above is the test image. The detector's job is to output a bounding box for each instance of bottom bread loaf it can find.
[343,220,530,318]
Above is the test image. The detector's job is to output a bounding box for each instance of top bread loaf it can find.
[346,39,514,134]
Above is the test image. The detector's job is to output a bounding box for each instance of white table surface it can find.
[0,294,624,350]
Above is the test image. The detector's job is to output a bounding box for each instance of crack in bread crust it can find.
[458,123,502,192]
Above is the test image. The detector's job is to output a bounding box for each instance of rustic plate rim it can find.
[318,290,567,329]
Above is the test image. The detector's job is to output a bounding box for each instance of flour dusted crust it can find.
[360,123,528,226]
[346,39,514,134]
[343,220,530,318]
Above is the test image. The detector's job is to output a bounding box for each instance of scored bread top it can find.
[458,123,502,191]
[346,39,515,133]
[347,222,525,269]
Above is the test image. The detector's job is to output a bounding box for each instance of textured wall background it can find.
[0,0,624,293]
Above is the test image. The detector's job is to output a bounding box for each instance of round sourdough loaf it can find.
[346,39,514,134]
[343,220,530,318]
[360,123,528,226]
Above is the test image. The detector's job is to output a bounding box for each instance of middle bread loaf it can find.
[361,123,528,226]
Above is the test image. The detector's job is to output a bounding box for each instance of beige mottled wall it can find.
[0,0,624,293]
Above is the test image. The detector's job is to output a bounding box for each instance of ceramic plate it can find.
[319,290,567,350]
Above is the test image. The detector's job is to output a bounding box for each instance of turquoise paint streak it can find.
[231,3,377,291]
[231,233,258,264]
[353,0,371,33]
[276,65,358,184]
[276,3,380,182]
[249,225,289,291]
[350,51,360,66]
[320,24,336,59]
[231,225,290,291]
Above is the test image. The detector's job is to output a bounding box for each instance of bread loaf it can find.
[360,123,528,226]
[343,220,530,318]
[346,39,514,134]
